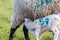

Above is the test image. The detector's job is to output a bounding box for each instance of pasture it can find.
[0,0,53,40]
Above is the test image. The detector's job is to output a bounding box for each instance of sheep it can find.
[25,13,60,40]
[9,0,60,40]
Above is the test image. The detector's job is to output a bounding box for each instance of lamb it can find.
[25,14,60,40]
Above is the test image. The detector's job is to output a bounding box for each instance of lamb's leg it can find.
[57,31,60,40]
[35,29,40,40]
[51,26,59,40]
[9,14,24,40]
[53,31,59,40]
[57,28,60,40]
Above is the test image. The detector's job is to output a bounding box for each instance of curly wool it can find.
[11,0,60,28]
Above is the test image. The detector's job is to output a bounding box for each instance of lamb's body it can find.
[9,0,60,40]
[25,14,60,40]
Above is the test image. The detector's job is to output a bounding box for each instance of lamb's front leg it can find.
[35,29,40,40]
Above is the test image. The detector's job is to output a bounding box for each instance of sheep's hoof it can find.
[9,37,13,40]
[26,38,30,40]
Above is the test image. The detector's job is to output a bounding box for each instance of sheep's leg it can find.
[23,25,30,40]
[9,25,20,40]
[9,14,25,40]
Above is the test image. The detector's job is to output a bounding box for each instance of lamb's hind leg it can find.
[53,31,59,40]
[9,14,24,40]
[57,28,60,40]
[57,31,60,40]
[52,26,59,40]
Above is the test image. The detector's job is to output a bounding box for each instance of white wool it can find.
[25,14,60,40]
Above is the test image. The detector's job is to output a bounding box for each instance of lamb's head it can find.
[25,18,32,23]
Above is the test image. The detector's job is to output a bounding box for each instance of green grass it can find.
[0,0,53,40]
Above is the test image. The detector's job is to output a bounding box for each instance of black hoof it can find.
[26,38,30,40]
[9,37,13,40]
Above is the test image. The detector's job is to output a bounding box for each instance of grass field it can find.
[0,0,53,40]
